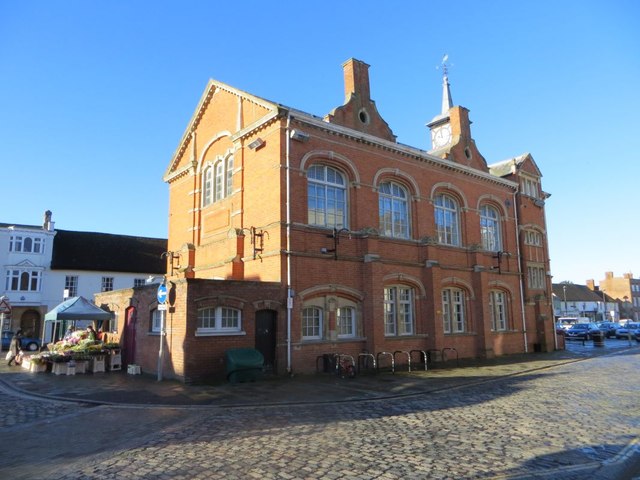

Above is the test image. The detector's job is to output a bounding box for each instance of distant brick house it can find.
[96,58,555,383]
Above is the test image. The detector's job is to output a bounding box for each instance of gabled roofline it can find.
[164,79,280,178]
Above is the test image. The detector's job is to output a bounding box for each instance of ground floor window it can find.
[489,290,507,331]
[442,288,466,333]
[302,307,322,340]
[384,286,415,336]
[197,307,241,334]
[337,306,355,338]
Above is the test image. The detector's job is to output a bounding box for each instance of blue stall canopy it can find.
[45,296,112,321]
[44,296,112,344]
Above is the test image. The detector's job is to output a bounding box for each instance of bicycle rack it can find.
[442,347,459,366]
[335,354,356,377]
[427,348,441,364]
[410,349,428,371]
[393,350,411,372]
[316,353,338,373]
[376,351,394,374]
[357,353,376,373]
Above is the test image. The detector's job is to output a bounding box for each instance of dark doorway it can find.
[255,309,277,371]
[122,306,137,367]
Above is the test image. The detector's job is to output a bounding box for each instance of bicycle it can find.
[335,354,356,378]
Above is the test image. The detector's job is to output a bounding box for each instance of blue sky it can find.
[1,1,638,285]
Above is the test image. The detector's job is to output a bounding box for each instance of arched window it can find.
[489,290,508,331]
[307,165,347,228]
[202,166,213,206]
[302,306,322,340]
[214,160,224,202]
[384,285,414,336]
[442,287,466,333]
[379,181,409,238]
[480,205,501,251]
[434,194,460,246]
[225,155,234,196]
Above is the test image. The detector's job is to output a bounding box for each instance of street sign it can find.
[157,304,167,311]
[0,298,11,314]
[157,284,167,304]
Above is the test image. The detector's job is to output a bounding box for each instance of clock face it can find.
[432,124,452,148]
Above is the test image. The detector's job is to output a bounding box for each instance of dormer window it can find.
[520,176,540,199]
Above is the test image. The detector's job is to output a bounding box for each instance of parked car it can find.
[615,322,640,339]
[556,318,579,332]
[597,322,619,338]
[565,323,602,340]
[1,331,41,351]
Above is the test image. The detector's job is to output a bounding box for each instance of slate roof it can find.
[552,283,610,302]
[51,230,167,274]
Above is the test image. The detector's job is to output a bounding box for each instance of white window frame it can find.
[489,290,507,331]
[521,177,539,198]
[442,288,466,333]
[527,265,546,289]
[134,278,145,288]
[302,306,323,340]
[5,268,42,292]
[196,306,242,335]
[9,235,44,254]
[434,194,460,246]
[337,306,356,338]
[307,164,347,229]
[151,308,162,333]
[202,165,213,206]
[65,275,78,297]
[384,286,415,336]
[480,205,501,251]
[379,181,410,239]
[101,277,114,292]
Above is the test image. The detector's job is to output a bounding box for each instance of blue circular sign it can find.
[157,284,167,304]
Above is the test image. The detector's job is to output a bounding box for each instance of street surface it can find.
[1,346,639,479]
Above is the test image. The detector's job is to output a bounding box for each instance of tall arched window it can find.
[434,194,460,246]
[378,181,409,238]
[480,204,501,251]
[202,166,213,206]
[225,155,234,196]
[307,165,347,228]
[214,160,224,202]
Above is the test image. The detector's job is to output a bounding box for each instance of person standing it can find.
[7,330,22,366]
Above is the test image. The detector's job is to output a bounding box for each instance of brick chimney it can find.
[342,58,371,102]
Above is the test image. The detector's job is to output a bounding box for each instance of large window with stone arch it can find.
[302,306,323,340]
[480,204,501,251]
[202,155,234,207]
[384,285,415,336]
[442,287,466,333]
[489,290,508,331]
[379,181,410,238]
[434,193,460,246]
[307,164,347,228]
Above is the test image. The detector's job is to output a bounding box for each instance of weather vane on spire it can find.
[441,54,450,76]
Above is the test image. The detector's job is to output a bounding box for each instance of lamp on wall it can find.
[248,138,265,150]
[290,130,310,142]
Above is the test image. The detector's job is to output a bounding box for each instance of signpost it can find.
[156,282,167,381]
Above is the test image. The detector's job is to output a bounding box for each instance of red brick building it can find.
[97,59,555,382]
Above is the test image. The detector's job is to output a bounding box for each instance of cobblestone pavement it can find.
[1,346,639,479]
